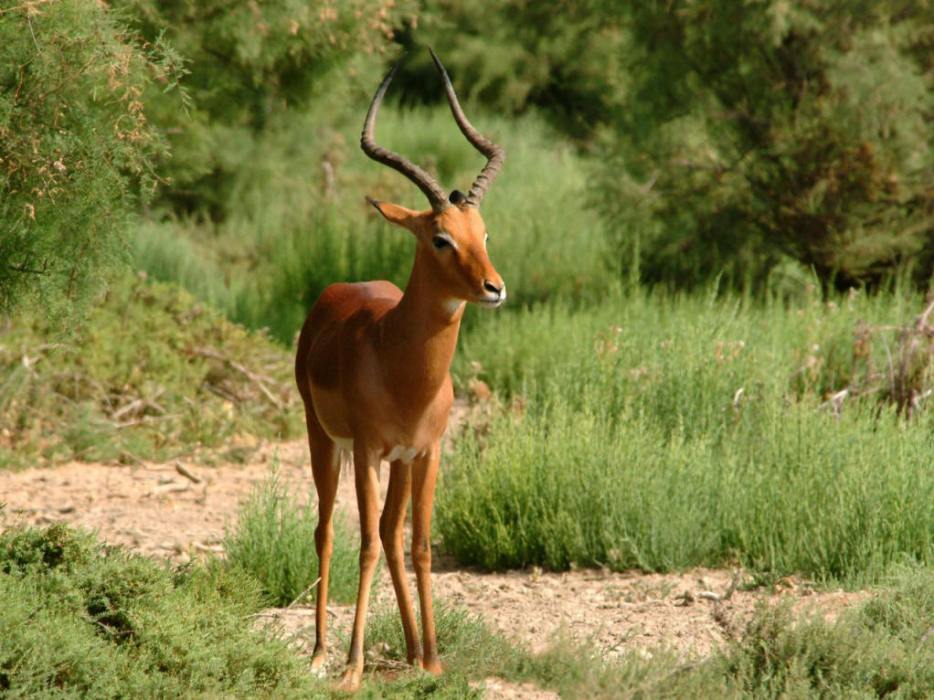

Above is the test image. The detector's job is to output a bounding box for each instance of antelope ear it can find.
[365,197,429,234]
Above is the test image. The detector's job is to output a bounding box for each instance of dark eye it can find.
[432,235,453,250]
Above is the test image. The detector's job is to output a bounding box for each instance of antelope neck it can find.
[382,248,464,394]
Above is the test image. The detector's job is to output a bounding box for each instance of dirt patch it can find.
[0,437,867,678]
[473,678,560,700]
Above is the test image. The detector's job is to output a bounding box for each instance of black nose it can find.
[483,280,502,296]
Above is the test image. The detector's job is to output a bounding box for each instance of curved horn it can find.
[429,48,505,207]
[361,63,448,211]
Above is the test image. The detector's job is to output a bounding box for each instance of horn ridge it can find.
[429,47,504,207]
[360,62,449,211]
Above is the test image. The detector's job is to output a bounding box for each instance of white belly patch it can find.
[386,445,421,464]
[326,437,421,464]
[332,437,353,454]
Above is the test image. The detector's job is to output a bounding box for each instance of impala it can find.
[294,49,505,691]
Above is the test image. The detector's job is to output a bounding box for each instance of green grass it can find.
[224,466,364,607]
[0,273,301,468]
[440,288,934,584]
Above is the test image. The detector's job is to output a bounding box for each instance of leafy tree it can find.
[113,0,418,217]
[0,0,181,313]
[394,0,629,140]
[597,1,933,291]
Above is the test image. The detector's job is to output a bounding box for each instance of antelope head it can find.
[361,49,506,309]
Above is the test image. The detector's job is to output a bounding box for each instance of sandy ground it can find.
[0,438,866,698]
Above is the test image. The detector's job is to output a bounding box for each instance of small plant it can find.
[224,465,363,606]
[367,600,524,678]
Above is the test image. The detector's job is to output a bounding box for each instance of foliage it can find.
[3,524,933,698]
[0,524,326,698]
[224,466,363,606]
[394,0,629,140]
[0,0,181,314]
[597,1,933,290]
[112,0,417,217]
[441,289,934,582]
[712,566,934,697]
[0,274,300,468]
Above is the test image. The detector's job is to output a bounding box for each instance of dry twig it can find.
[174,461,201,484]
[191,346,285,410]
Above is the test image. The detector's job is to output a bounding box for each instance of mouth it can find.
[475,293,506,308]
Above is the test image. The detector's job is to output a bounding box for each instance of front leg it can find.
[338,443,381,692]
[380,460,421,665]
[411,443,442,675]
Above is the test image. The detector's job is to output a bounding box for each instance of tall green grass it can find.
[440,289,934,583]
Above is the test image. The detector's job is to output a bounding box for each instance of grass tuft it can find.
[224,465,363,606]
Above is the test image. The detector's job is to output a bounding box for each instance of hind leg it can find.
[304,408,340,673]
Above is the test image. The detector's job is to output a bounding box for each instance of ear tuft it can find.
[365,195,381,210]
[448,190,467,206]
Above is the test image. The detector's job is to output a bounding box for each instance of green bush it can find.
[394,0,629,140]
[224,466,363,606]
[0,525,325,698]
[0,0,182,313]
[113,0,417,217]
[4,526,932,698]
[712,567,934,697]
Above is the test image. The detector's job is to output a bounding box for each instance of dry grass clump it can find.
[0,273,301,468]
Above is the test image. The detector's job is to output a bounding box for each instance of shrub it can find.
[0,525,325,698]
[0,0,182,313]
[0,274,300,467]
[715,567,934,696]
